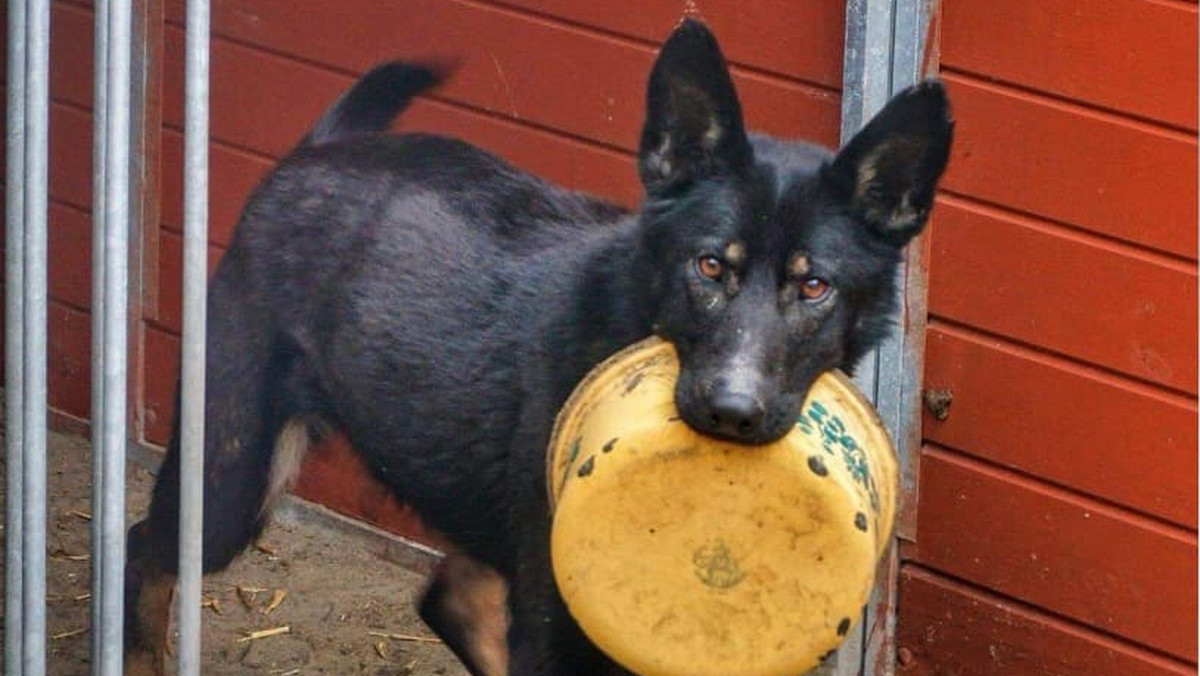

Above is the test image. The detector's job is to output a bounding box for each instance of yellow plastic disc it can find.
[547,338,897,676]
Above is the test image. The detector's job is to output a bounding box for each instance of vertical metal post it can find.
[90,0,136,672]
[4,0,29,671]
[836,13,895,675]
[20,0,52,673]
[177,0,210,673]
[90,0,112,672]
[839,1,936,675]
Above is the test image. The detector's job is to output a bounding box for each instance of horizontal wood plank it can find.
[943,0,1197,130]
[923,325,1197,528]
[46,99,93,212]
[0,297,95,423]
[48,300,92,422]
[940,75,1197,260]
[48,201,93,311]
[0,196,98,313]
[157,3,841,158]
[914,448,1198,661]
[431,0,844,89]
[897,566,1195,676]
[928,197,1198,394]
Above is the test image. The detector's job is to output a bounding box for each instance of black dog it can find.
[124,18,951,676]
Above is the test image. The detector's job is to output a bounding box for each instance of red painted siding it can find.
[898,567,1195,676]
[916,449,1196,660]
[942,0,1197,131]
[940,76,1196,260]
[481,0,845,88]
[924,326,1197,529]
[903,0,1198,672]
[928,197,1197,394]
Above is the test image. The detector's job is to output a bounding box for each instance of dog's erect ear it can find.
[824,80,953,246]
[638,19,752,198]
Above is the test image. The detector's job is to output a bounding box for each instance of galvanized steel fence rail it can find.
[6,0,51,674]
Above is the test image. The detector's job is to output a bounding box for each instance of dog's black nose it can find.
[705,390,766,441]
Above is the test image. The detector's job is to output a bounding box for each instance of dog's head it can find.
[637,19,953,445]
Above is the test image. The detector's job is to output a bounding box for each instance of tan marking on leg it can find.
[439,554,510,676]
[126,571,175,676]
[261,419,311,517]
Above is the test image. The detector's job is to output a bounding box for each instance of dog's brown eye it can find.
[800,276,831,301]
[696,255,724,281]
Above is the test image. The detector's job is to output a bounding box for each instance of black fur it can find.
[125,18,952,676]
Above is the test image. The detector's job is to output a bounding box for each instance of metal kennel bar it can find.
[838,1,936,675]
[176,0,212,673]
[4,0,52,674]
[92,0,136,673]
[89,0,111,665]
[4,0,30,671]
[19,6,51,668]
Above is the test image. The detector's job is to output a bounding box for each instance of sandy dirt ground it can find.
[0,429,470,676]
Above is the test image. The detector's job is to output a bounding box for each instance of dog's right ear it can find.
[638,19,752,199]
[823,81,953,246]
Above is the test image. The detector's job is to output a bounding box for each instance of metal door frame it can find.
[836,1,940,674]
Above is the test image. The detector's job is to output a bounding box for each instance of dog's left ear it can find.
[824,80,953,246]
[638,19,752,198]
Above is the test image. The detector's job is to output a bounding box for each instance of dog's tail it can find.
[298,61,449,148]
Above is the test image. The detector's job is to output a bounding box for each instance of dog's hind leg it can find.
[123,521,176,676]
[419,553,511,676]
[123,282,312,674]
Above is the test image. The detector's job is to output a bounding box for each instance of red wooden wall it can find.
[897,1,1198,674]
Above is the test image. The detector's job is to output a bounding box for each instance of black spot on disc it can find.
[602,438,618,453]
[837,617,851,636]
[622,372,645,395]
[854,512,869,532]
[666,415,682,423]
[577,456,595,478]
[807,455,828,476]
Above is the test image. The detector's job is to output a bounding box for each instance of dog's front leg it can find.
[420,552,511,676]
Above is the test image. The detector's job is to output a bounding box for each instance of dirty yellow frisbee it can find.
[547,338,898,676]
